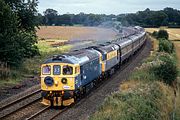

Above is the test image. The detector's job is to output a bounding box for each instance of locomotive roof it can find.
[44,49,99,65]
[91,43,119,54]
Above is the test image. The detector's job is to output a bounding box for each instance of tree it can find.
[0,0,19,65]
[58,14,73,26]
[0,0,39,66]
[157,29,169,40]
[159,39,174,53]
[4,0,39,31]
[43,8,58,25]
[117,7,180,27]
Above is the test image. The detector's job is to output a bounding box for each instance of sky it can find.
[38,0,180,15]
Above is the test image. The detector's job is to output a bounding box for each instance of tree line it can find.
[38,7,180,28]
[118,8,180,27]
[37,9,116,26]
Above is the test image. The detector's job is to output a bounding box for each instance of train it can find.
[40,26,146,106]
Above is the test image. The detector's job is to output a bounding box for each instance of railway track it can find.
[25,106,68,120]
[0,89,41,119]
[0,39,151,120]
[26,44,146,120]
[49,108,69,120]
[25,106,51,120]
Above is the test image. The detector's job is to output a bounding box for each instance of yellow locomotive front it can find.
[41,62,80,106]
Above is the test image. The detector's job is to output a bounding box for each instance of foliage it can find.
[90,81,174,120]
[152,31,158,38]
[175,77,180,120]
[4,0,39,32]
[131,52,178,86]
[157,29,169,39]
[43,9,58,26]
[0,40,71,87]
[0,0,39,66]
[40,10,109,26]
[20,41,71,75]
[90,32,179,120]
[152,53,178,86]
[0,0,19,65]
[37,7,180,27]
[117,7,180,27]
[159,39,174,53]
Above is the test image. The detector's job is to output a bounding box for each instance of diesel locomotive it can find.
[40,26,146,106]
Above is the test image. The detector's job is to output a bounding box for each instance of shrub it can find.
[157,29,169,40]
[90,81,174,120]
[152,53,178,86]
[152,31,158,38]
[159,39,174,54]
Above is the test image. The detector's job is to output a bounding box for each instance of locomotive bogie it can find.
[41,90,75,106]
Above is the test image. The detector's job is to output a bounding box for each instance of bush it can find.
[159,39,174,53]
[152,31,158,38]
[157,29,169,40]
[131,52,178,86]
[152,53,178,86]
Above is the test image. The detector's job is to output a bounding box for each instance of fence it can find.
[0,62,10,78]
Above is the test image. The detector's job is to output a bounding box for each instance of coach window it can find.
[63,65,73,75]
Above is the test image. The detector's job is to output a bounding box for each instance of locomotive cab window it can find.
[42,65,51,75]
[63,65,73,75]
[53,65,61,75]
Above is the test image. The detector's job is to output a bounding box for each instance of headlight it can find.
[61,78,67,84]
[44,76,54,86]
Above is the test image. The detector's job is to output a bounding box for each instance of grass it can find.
[20,40,72,75]
[90,31,180,120]
[174,41,180,67]
[176,76,180,120]
[0,40,72,87]
[90,54,177,120]
[90,81,174,120]
[174,41,180,119]
[0,71,22,87]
